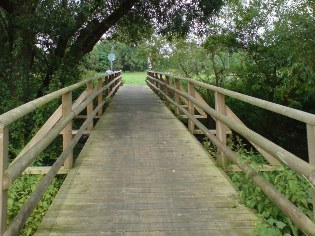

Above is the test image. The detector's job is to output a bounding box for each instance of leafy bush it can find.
[8,175,64,236]
[203,136,313,236]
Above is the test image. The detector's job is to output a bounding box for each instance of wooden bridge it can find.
[0,71,315,235]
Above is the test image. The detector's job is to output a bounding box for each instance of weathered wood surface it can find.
[36,85,257,236]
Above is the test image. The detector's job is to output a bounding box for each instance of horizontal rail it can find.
[3,76,121,190]
[147,79,315,236]
[148,71,315,125]
[147,74,315,184]
[3,97,107,236]
[12,89,89,164]
[0,71,120,127]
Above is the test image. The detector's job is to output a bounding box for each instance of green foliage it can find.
[229,166,312,236]
[164,0,315,161]
[8,175,64,236]
[91,40,149,72]
[203,136,313,236]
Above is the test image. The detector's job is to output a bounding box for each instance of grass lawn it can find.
[121,71,147,85]
[86,71,147,85]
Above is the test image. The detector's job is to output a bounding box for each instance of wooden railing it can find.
[146,71,315,236]
[0,71,122,235]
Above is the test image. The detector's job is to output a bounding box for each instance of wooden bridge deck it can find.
[36,85,257,235]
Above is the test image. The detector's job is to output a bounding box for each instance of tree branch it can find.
[67,0,140,61]
[0,0,16,13]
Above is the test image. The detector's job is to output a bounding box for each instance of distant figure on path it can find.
[106,68,112,75]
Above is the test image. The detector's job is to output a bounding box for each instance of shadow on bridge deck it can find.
[36,85,257,236]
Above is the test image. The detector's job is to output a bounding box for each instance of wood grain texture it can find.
[36,85,257,235]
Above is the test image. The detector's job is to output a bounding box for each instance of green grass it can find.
[121,71,147,84]
[84,71,147,85]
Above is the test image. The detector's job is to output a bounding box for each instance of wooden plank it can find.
[86,81,94,131]
[306,124,315,218]
[165,75,170,108]
[97,78,103,116]
[215,92,227,168]
[71,130,90,135]
[159,74,164,93]
[75,115,101,119]
[36,85,257,236]
[174,78,180,116]
[104,76,109,97]
[226,164,284,172]
[188,82,195,132]
[193,129,232,135]
[179,115,207,119]
[23,167,69,175]
[62,92,73,169]
[0,127,8,233]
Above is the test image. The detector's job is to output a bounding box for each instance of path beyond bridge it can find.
[36,85,257,235]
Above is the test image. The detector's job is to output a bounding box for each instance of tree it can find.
[0,0,223,108]
[0,0,224,164]
[203,0,315,159]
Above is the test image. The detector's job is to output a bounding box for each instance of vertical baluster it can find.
[159,74,164,96]
[188,82,195,132]
[114,72,117,88]
[97,78,103,116]
[104,75,109,98]
[62,92,73,169]
[174,78,180,116]
[165,75,170,108]
[87,81,94,131]
[155,73,159,93]
[215,92,227,168]
[307,124,315,218]
[0,126,8,233]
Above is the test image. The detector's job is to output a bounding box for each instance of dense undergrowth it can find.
[8,175,65,236]
[203,136,313,236]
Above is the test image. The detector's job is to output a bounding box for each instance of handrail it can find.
[0,75,102,127]
[147,70,315,125]
[3,77,120,189]
[146,71,315,236]
[0,71,122,234]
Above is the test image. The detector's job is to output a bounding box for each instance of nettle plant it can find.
[8,175,64,236]
[203,136,313,236]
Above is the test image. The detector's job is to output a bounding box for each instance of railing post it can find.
[86,81,94,131]
[62,91,73,169]
[174,78,180,116]
[154,72,157,90]
[154,73,160,96]
[104,75,109,98]
[0,126,8,233]
[215,92,227,168]
[110,73,113,93]
[148,72,153,90]
[306,124,315,218]
[113,72,117,89]
[97,78,103,116]
[188,82,195,132]
[165,75,170,108]
[159,74,164,94]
